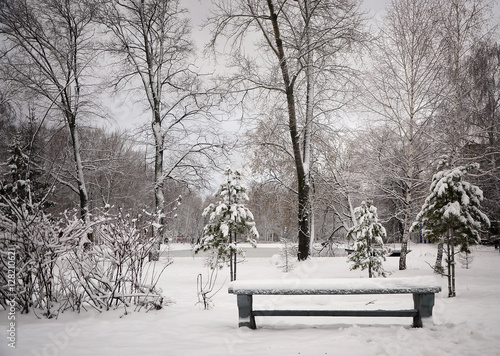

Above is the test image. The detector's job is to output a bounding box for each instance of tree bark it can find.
[67,117,89,223]
[266,0,310,260]
[435,238,444,273]
[450,233,456,297]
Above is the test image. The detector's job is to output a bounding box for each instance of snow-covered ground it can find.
[2,243,500,356]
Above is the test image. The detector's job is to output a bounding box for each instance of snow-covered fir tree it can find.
[414,163,489,252]
[413,162,489,296]
[195,167,258,281]
[347,200,389,278]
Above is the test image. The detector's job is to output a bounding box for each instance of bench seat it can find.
[228,276,441,329]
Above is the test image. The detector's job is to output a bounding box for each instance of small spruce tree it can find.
[413,162,489,297]
[195,167,258,281]
[413,162,490,297]
[347,200,389,278]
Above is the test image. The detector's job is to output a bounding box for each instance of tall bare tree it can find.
[0,0,99,222]
[464,41,500,233]
[207,0,368,260]
[432,0,495,268]
[437,0,496,159]
[100,0,225,259]
[363,0,445,270]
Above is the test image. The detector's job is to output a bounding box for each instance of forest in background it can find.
[1,0,499,256]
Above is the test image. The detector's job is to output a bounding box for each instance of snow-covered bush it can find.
[63,212,169,313]
[196,250,224,310]
[0,135,170,317]
[347,201,389,278]
[0,188,169,316]
[0,190,85,317]
[195,167,258,281]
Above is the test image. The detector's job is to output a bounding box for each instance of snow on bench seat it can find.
[228,276,441,295]
[228,276,442,329]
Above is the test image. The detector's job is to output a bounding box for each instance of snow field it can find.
[1,243,499,356]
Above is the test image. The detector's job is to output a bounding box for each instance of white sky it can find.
[110,0,500,131]
[184,0,390,49]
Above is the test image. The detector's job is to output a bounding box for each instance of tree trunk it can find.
[67,117,89,223]
[435,238,444,274]
[368,237,373,278]
[303,4,314,258]
[150,119,164,262]
[266,0,310,260]
[446,228,456,297]
[230,232,236,282]
[399,208,411,270]
[233,233,237,281]
[399,193,412,270]
[297,183,311,260]
[399,237,408,270]
[450,233,456,297]
[230,247,234,282]
[399,133,414,270]
[309,198,315,256]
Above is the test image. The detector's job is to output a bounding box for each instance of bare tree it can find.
[433,0,495,268]
[0,88,17,167]
[362,0,445,270]
[207,0,368,260]
[0,0,100,222]
[78,128,152,215]
[437,0,496,159]
[99,0,225,259]
[464,41,500,234]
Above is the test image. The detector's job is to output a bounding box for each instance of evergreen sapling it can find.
[195,167,258,281]
[347,201,389,278]
[412,162,490,296]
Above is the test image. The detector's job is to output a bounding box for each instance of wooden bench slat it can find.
[228,277,441,295]
[253,309,418,317]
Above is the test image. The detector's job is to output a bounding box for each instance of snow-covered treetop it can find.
[413,163,490,251]
[213,167,249,205]
[348,200,387,245]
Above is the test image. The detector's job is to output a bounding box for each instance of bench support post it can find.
[413,293,435,328]
[236,294,256,329]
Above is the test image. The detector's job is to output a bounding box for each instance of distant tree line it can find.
[0,0,498,269]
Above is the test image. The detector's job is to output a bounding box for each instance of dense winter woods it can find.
[1,0,500,313]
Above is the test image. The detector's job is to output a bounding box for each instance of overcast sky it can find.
[184,0,500,52]
[114,0,500,129]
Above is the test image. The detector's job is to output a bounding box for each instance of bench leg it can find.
[413,293,435,328]
[236,294,256,329]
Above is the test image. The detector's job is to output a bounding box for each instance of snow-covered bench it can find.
[228,276,441,329]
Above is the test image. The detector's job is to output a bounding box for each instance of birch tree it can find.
[0,0,99,222]
[207,0,368,260]
[363,0,445,270]
[462,41,500,238]
[433,0,495,267]
[437,0,496,159]
[100,0,224,259]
